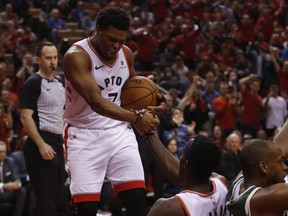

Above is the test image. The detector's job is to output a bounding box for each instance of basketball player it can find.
[226,118,288,215]
[63,7,164,216]
[145,134,228,216]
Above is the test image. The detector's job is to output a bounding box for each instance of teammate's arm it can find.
[146,134,180,187]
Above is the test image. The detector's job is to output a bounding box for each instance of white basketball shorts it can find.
[64,123,146,204]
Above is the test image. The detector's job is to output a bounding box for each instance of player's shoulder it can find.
[149,197,186,216]
[253,183,288,202]
[250,184,288,215]
[65,45,86,56]
[260,183,288,193]
[64,45,89,63]
[122,45,133,56]
[24,73,41,86]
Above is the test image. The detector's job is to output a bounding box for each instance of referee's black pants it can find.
[23,131,67,216]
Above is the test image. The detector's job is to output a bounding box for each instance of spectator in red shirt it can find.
[134,23,158,71]
[219,37,236,68]
[213,81,240,137]
[187,0,207,21]
[234,13,256,51]
[238,74,262,138]
[149,0,170,24]
[255,5,283,42]
[173,20,201,70]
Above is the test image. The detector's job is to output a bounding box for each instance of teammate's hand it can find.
[148,92,167,116]
[38,143,56,160]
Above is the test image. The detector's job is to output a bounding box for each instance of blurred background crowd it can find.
[1,0,288,215]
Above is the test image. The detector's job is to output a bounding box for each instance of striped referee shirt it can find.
[20,72,65,134]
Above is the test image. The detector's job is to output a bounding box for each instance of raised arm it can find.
[178,75,199,110]
[239,74,257,93]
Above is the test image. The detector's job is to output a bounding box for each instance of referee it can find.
[20,41,67,216]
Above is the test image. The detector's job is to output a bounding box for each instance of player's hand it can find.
[134,110,159,137]
[38,143,56,160]
[148,92,167,116]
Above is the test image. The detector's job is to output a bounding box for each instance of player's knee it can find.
[77,201,98,216]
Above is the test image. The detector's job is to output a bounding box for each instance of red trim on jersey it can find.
[87,37,119,68]
[113,181,146,198]
[73,42,93,72]
[176,196,191,216]
[72,193,101,204]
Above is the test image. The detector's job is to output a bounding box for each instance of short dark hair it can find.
[35,41,57,57]
[96,7,131,31]
[240,139,272,176]
[184,135,221,180]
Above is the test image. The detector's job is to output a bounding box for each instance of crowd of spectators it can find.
[1,0,288,215]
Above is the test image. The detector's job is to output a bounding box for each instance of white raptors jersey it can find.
[63,38,130,129]
[175,178,228,216]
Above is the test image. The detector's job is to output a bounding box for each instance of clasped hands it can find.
[133,108,159,137]
[133,92,167,137]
